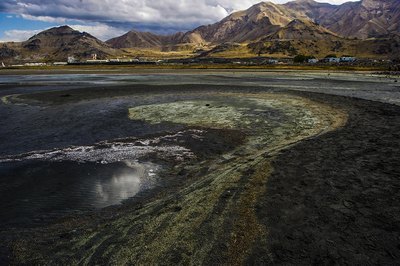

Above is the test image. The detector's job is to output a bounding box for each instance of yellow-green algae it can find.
[13,92,348,265]
[129,100,244,129]
[1,94,22,105]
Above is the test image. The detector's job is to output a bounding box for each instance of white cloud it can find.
[69,24,127,41]
[0,0,233,29]
[0,1,362,29]
[0,1,362,30]
[274,0,359,3]
[21,14,67,23]
[313,0,359,3]
[0,29,41,42]
[0,23,128,42]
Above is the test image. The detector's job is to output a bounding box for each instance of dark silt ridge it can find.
[249,92,400,265]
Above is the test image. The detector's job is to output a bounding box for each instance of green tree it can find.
[294,55,315,63]
[325,54,337,58]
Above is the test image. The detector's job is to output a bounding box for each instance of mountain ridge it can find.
[1,0,399,62]
[1,26,116,62]
[106,0,400,49]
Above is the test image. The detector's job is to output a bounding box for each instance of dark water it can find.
[0,160,157,228]
[0,76,180,229]
[0,76,208,229]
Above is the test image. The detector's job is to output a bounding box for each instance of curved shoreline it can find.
[0,77,399,264]
[3,91,347,264]
[251,91,400,265]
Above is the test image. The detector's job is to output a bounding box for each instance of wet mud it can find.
[251,92,400,265]
[0,72,399,264]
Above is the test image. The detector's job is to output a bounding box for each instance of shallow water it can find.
[0,71,397,229]
[0,128,202,228]
[0,160,157,227]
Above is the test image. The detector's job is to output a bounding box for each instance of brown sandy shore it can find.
[0,79,399,264]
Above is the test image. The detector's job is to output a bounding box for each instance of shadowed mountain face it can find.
[284,0,336,23]
[286,0,400,39]
[24,26,116,59]
[319,0,400,38]
[283,0,400,39]
[265,19,340,40]
[247,18,352,58]
[106,31,184,49]
[0,44,19,59]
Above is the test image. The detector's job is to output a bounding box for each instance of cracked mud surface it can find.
[0,71,399,264]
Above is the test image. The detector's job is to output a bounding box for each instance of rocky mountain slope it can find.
[248,19,349,57]
[192,0,400,59]
[283,0,336,22]
[1,26,116,62]
[106,30,184,49]
[287,0,400,39]
[265,18,340,40]
[181,2,298,45]
[320,0,400,38]
[204,17,400,59]
[107,0,400,48]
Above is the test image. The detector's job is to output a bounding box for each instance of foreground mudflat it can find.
[251,92,400,265]
[0,71,399,264]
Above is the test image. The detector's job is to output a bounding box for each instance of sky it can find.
[0,0,359,42]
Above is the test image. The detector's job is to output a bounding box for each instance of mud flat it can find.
[0,73,399,264]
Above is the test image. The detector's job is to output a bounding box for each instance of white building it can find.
[340,57,356,62]
[325,57,340,63]
[68,56,77,64]
[308,58,319,64]
[24,63,47,67]
[86,59,109,63]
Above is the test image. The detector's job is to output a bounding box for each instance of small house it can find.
[68,56,77,64]
[340,57,356,62]
[327,57,340,63]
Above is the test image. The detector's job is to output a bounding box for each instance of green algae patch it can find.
[11,92,349,265]
[129,101,244,129]
[1,94,24,105]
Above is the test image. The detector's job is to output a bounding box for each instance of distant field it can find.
[0,64,389,75]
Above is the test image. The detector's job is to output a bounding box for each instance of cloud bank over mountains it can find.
[0,0,359,41]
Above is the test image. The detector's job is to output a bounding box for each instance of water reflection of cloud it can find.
[94,161,156,208]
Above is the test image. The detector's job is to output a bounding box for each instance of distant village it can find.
[1,54,159,68]
[0,53,394,68]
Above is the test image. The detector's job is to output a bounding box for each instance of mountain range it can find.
[1,0,399,62]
